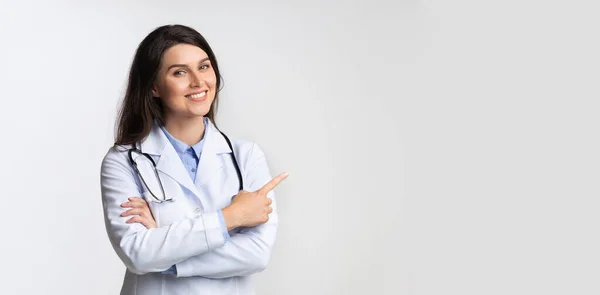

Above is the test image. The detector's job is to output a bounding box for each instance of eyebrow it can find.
[166,57,210,71]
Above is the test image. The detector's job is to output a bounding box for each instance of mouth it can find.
[185,90,208,101]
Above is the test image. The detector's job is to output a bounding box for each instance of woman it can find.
[100,24,287,295]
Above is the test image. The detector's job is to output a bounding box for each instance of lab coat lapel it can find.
[195,119,232,187]
[139,122,202,199]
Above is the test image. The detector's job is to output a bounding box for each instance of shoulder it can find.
[102,144,134,160]
[100,144,135,173]
[230,138,255,154]
[227,137,269,168]
[230,138,267,157]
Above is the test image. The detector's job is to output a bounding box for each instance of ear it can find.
[152,84,160,98]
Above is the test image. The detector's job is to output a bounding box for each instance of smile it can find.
[185,91,207,99]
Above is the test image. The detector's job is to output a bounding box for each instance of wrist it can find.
[222,206,240,231]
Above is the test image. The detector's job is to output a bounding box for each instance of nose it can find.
[189,71,202,88]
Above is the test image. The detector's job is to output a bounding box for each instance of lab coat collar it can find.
[138,117,232,197]
[194,118,232,187]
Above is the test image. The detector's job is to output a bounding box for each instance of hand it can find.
[120,197,157,229]
[222,172,288,230]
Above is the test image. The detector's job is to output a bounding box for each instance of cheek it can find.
[158,81,187,108]
[163,79,188,96]
[206,71,218,88]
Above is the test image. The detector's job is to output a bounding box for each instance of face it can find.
[152,43,217,121]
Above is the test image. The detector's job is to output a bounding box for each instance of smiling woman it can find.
[152,45,216,125]
[114,25,224,147]
[100,24,288,295]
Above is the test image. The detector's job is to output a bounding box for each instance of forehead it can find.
[161,43,209,66]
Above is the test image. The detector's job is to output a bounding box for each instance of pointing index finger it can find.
[258,172,289,195]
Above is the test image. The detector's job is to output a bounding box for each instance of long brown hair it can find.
[114,24,223,146]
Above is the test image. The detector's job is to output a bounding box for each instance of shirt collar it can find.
[159,117,208,158]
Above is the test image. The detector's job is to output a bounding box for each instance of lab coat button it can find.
[194,208,201,214]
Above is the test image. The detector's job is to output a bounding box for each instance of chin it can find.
[181,98,213,117]
[188,107,211,117]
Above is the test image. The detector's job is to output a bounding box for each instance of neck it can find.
[163,115,207,146]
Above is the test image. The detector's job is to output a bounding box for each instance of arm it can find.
[100,147,227,275]
[174,143,281,279]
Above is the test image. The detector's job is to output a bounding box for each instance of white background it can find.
[0,0,598,294]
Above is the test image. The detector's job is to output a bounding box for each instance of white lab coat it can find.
[100,118,278,295]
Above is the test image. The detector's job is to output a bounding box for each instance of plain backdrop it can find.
[0,0,598,294]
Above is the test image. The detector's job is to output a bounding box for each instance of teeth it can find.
[187,91,206,99]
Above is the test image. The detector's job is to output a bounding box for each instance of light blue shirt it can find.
[159,119,230,275]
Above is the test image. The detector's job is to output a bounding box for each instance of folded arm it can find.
[100,148,226,275]
[174,143,281,278]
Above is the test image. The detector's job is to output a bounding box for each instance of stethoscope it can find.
[127,130,243,203]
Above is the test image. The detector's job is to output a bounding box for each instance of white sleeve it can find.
[100,147,226,275]
[174,143,280,278]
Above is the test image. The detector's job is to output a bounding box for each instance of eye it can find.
[199,64,210,70]
[174,70,186,76]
